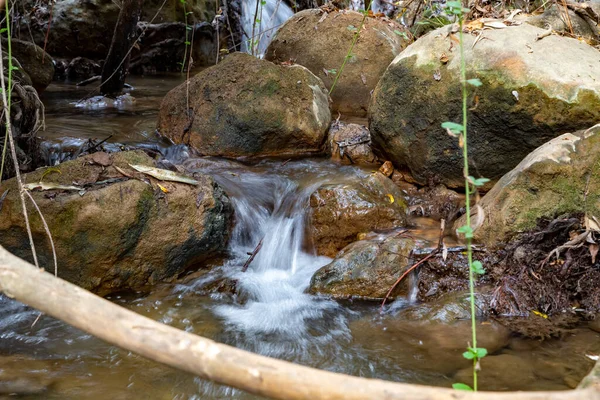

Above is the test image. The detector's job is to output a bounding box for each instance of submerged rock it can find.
[157,52,331,158]
[351,314,510,375]
[456,125,600,246]
[369,23,600,188]
[309,235,415,299]
[308,172,408,257]
[0,151,232,295]
[265,8,410,117]
[328,122,379,166]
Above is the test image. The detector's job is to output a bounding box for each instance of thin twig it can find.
[23,190,57,277]
[242,238,263,272]
[380,220,445,312]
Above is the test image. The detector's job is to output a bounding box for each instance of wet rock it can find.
[66,57,102,81]
[0,151,232,296]
[369,23,600,188]
[309,235,414,299]
[402,290,489,322]
[527,4,599,43]
[455,125,600,246]
[406,184,464,220]
[18,0,217,60]
[9,39,54,93]
[265,8,410,117]
[157,52,331,158]
[308,172,408,257]
[328,122,378,165]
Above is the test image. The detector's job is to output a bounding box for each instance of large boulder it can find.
[455,125,600,247]
[0,151,232,295]
[308,172,408,257]
[265,8,410,117]
[157,52,331,158]
[9,39,54,93]
[369,23,600,188]
[309,235,415,299]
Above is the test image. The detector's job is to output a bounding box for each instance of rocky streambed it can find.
[1,1,600,397]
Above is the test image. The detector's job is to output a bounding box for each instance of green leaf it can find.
[10,66,18,71]
[186,26,193,31]
[347,25,357,32]
[468,175,490,187]
[467,78,482,87]
[186,11,194,15]
[452,383,473,391]
[0,28,7,34]
[472,260,485,275]
[185,41,191,45]
[441,121,464,135]
[394,29,409,40]
[464,347,488,360]
[457,225,473,239]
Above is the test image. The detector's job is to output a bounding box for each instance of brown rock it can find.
[308,172,408,257]
[157,52,331,159]
[265,8,410,117]
[329,122,379,165]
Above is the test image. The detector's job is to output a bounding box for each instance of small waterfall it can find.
[240,0,294,57]
[184,158,360,356]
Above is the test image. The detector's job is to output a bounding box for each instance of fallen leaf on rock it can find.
[157,183,169,193]
[532,310,548,319]
[129,164,199,185]
[23,182,82,191]
[386,194,395,204]
[91,152,112,167]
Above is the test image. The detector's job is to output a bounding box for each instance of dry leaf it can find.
[318,11,328,23]
[442,242,448,261]
[386,194,395,204]
[439,53,449,64]
[585,215,600,232]
[157,183,169,193]
[360,73,367,85]
[590,243,599,263]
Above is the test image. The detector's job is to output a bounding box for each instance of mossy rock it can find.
[369,23,600,188]
[455,125,600,246]
[265,8,411,117]
[0,151,232,295]
[309,235,414,299]
[157,52,331,158]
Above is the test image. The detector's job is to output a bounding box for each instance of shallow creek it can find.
[0,77,598,399]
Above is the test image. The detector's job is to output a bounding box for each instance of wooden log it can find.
[0,245,599,400]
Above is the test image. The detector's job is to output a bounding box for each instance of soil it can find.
[415,213,600,339]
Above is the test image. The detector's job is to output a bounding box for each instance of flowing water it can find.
[240,0,294,57]
[0,77,599,398]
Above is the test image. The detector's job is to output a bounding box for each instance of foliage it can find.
[442,0,487,392]
[180,0,193,72]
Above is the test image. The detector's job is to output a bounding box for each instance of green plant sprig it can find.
[180,0,193,73]
[441,1,488,392]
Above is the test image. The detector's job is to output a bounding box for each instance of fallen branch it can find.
[242,238,263,272]
[1,245,600,400]
[380,220,445,312]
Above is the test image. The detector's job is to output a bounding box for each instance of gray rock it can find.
[369,23,600,188]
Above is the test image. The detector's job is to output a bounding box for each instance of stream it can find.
[0,76,599,399]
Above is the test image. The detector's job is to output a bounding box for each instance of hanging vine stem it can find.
[441,1,489,392]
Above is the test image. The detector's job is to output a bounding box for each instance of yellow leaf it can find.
[157,183,169,193]
[532,310,548,319]
[386,194,395,204]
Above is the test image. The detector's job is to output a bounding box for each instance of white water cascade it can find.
[240,0,294,57]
